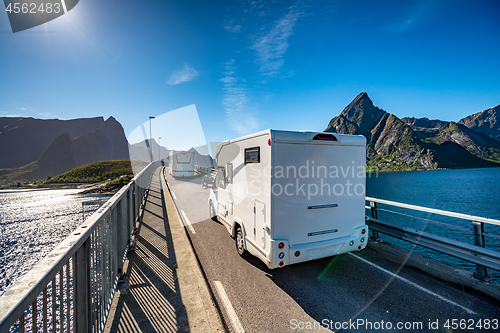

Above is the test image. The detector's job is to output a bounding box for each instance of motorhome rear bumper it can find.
[268,225,368,268]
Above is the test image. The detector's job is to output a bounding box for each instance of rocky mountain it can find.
[35,133,76,179]
[0,117,103,168]
[458,105,499,141]
[188,147,214,168]
[401,117,500,162]
[325,93,500,170]
[129,139,169,163]
[128,140,213,168]
[0,116,130,183]
[71,116,129,167]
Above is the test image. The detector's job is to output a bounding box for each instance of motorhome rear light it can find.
[268,139,271,146]
[358,246,362,250]
[295,251,300,257]
[349,241,354,246]
[266,259,271,264]
[362,229,366,234]
[312,133,337,141]
[360,237,365,243]
[279,252,284,259]
[279,261,284,267]
[278,242,285,249]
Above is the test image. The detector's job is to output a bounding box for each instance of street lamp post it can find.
[149,116,155,162]
[158,137,162,161]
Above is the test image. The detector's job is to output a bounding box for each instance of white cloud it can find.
[38,112,59,119]
[0,111,24,117]
[252,8,301,76]
[383,1,435,34]
[221,60,259,135]
[20,107,28,111]
[167,64,199,85]
[224,20,243,33]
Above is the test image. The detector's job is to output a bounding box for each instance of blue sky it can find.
[1,0,499,148]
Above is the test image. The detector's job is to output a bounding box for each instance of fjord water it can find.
[366,167,500,277]
[0,189,106,296]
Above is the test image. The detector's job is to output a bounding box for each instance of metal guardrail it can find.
[0,161,161,333]
[81,200,108,221]
[194,165,215,175]
[366,196,500,281]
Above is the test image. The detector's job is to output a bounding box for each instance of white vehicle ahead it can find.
[208,129,368,269]
[169,150,195,178]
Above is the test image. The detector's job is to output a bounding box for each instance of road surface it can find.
[164,167,500,333]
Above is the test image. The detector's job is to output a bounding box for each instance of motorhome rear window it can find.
[244,147,260,164]
[176,153,192,164]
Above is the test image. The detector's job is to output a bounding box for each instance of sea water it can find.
[366,167,500,277]
[0,189,107,296]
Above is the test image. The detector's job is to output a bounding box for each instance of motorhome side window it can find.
[244,147,260,164]
[217,167,226,189]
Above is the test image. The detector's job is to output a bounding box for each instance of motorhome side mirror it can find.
[217,167,226,189]
[226,163,233,184]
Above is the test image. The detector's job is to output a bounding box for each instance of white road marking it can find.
[214,281,245,333]
[348,253,476,315]
[170,191,177,200]
[181,210,196,234]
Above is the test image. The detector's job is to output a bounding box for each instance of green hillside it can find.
[46,160,148,183]
[0,161,39,185]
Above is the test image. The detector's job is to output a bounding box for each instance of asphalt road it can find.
[164,167,500,333]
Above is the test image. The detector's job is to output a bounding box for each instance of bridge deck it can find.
[103,167,500,333]
[104,168,223,333]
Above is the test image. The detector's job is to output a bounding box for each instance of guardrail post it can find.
[115,201,123,281]
[74,239,91,332]
[370,201,381,242]
[134,180,139,233]
[472,221,491,281]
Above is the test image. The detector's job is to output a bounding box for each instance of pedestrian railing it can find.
[0,161,161,333]
[366,197,500,281]
[194,165,216,178]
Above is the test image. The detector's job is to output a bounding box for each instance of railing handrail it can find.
[368,216,500,271]
[0,161,160,332]
[366,196,500,226]
[366,196,500,280]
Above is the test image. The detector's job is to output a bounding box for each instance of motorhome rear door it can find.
[271,139,366,246]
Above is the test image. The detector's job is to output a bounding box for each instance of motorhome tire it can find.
[235,227,249,257]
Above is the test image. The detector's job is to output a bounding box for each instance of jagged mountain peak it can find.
[341,92,375,117]
[401,117,450,129]
[325,92,388,142]
[337,92,387,129]
[458,104,499,140]
[342,91,370,108]
[324,93,500,171]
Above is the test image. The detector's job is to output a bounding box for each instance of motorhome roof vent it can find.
[312,133,338,141]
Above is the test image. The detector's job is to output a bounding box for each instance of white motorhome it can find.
[208,129,368,269]
[169,150,195,178]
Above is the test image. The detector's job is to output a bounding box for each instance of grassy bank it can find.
[46,160,149,183]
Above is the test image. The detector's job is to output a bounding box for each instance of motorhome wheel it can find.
[235,227,249,257]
